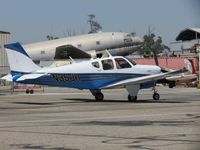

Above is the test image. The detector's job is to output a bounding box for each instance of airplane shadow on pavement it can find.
[9,98,190,107]
[63,98,190,104]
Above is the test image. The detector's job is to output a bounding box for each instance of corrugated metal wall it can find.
[0,32,11,75]
[0,32,11,67]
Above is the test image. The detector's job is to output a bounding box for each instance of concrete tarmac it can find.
[0,87,200,150]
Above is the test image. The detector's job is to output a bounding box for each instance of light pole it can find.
[197,45,200,88]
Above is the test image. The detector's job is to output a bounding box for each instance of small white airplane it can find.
[4,42,188,102]
[22,32,143,61]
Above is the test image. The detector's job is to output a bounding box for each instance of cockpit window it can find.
[102,59,114,70]
[115,58,132,69]
[92,61,100,68]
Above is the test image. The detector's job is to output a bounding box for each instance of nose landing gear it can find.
[95,92,104,101]
[153,92,160,100]
[90,89,104,101]
[152,87,160,100]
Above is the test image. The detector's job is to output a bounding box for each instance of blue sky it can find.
[0,0,199,45]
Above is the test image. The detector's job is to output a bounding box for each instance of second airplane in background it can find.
[23,32,143,61]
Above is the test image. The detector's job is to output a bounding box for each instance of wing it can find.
[54,45,91,59]
[103,69,186,89]
[166,74,197,81]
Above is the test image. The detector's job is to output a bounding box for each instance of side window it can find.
[115,58,132,69]
[102,59,114,70]
[96,41,100,45]
[41,50,45,54]
[92,61,100,68]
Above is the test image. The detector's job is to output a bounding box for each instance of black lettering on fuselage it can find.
[51,74,80,82]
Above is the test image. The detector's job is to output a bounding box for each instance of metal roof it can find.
[176,27,200,41]
[0,31,10,34]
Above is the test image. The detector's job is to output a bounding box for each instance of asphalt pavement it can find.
[0,87,199,150]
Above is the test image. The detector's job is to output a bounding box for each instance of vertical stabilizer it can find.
[184,59,194,74]
[4,42,40,74]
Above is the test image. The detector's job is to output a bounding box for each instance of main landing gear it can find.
[128,95,137,102]
[127,91,160,102]
[126,85,140,102]
[90,86,160,102]
[26,89,34,94]
[90,90,104,101]
[126,85,160,102]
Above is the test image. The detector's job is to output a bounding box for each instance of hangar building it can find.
[135,28,200,75]
[176,27,200,41]
[0,31,11,76]
[170,28,200,55]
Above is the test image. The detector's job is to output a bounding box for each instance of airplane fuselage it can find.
[23,32,143,61]
[15,56,161,89]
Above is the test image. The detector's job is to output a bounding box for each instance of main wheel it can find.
[128,95,137,102]
[30,89,34,94]
[153,93,160,100]
[26,89,29,94]
[95,92,104,101]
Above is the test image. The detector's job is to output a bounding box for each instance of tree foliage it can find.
[88,14,102,33]
[141,33,170,56]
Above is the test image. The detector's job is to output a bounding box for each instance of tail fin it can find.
[184,59,194,74]
[4,42,40,74]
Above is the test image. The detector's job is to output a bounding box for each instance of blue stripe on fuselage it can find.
[16,73,147,89]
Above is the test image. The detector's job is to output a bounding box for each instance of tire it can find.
[30,89,34,94]
[128,95,137,102]
[95,93,104,101]
[26,89,29,94]
[153,93,160,100]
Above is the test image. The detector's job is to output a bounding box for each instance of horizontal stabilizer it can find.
[16,74,45,81]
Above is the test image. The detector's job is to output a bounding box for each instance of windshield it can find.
[125,57,137,66]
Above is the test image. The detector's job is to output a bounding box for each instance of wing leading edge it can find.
[103,68,187,89]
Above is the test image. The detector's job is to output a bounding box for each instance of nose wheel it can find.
[90,90,104,101]
[153,92,160,100]
[152,87,160,100]
[95,92,104,101]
